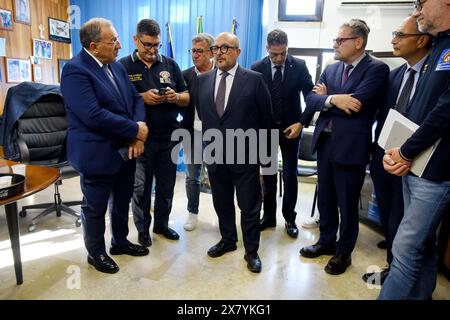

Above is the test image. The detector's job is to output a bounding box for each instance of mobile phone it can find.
[118,147,130,161]
[158,88,167,96]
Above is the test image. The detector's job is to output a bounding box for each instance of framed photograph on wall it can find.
[58,58,69,82]
[0,8,13,31]
[13,0,31,25]
[33,39,52,60]
[33,65,42,82]
[48,17,71,43]
[5,58,31,83]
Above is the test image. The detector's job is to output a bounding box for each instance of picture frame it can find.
[58,58,69,82]
[33,65,42,82]
[48,17,71,43]
[0,8,13,31]
[33,39,52,60]
[5,57,31,83]
[13,0,31,25]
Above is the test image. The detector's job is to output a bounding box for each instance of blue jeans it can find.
[379,175,450,300]
[183,130,203,214]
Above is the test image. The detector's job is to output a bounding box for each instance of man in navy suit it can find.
[197,32,272,273]
[299,19,390,275]
[380,0,450,300]
[363,16,431,285]
[61,18,149,274]
[251,29,314,239]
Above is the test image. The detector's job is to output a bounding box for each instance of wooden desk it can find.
[0,160,59,285]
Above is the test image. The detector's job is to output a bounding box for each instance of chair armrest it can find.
[16,135,30,163]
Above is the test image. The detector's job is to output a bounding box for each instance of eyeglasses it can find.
[333,37,358,46]
[210,45,238,54]
[188,48,208,55]
[414,0,428,10]
[138,37,162,50]
[268,51,287,58]
[392,31,425,39]
[99,38,120,47]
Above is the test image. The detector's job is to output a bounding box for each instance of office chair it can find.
[277,130,318,218]
[297,130,318,218]
[14,92,81,232]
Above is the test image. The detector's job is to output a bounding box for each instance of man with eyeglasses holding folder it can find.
[120,19,189,248]
[380,0,450,300]
[299,19,389,276]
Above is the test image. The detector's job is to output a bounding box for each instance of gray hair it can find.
[267,29,288,46]
[80,18,112,49]
[192,33,214,48]
[341,19,370,48]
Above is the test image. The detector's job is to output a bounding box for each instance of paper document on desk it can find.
[377,109,440,177]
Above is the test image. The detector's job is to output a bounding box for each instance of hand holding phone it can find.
[158,88,167,96]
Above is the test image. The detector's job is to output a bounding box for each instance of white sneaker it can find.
[183,213,198,231]
[301,217,320,229]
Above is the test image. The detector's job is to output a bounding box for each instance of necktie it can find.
[103,64,121,97]
[271,65,283,124]
[395,68,416,115]
[341,64,354,87]
[216,71,229,118]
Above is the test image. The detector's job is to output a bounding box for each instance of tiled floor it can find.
[0,173,449,300]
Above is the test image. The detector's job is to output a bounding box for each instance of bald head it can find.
[215,32,240,48]
[391,15,431,65]
[212,32,241,72]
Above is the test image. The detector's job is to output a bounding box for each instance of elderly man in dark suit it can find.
[61,18,149,274]
[251,29,314,239]
[197,32,272,273]
[299,19,390,275]
[363,16,431,285]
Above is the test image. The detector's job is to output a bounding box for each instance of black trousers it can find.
[80,160,136,257]
[131,140,180,232]
[262,128,300,223]
[208,164,262,253]
[316,134,366,256]
[370,145,404,265]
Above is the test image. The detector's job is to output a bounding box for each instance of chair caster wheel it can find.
[28,224,36,232]
[19,210,27,218]
[75,219,81,227]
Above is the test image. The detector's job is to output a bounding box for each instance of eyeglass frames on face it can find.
[210,45,238,54]
[188,48,209,55]
[332,37,358,46]
[414,0,428,11]
[392,31,426,39]
[99,37,120,47]
[138,37,162,50]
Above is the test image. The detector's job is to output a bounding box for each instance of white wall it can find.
[263,0,414,52]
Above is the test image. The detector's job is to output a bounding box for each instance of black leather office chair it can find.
[297,130,318,218]
[14,93,81,232]
[277,130,318,218]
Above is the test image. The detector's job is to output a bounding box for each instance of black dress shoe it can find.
[285,221,299,239]
[110,242,149,256]
[362,268,390,285]
[260,218,276,231]
[153,227,180,240]
[138,232,152,247]
[207,240,237,258]
[300,243,335,258]
[244,252,262,273]
[87,253,119,274]
[325,254,351,275]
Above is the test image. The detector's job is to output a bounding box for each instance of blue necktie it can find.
[103,64,121,97]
